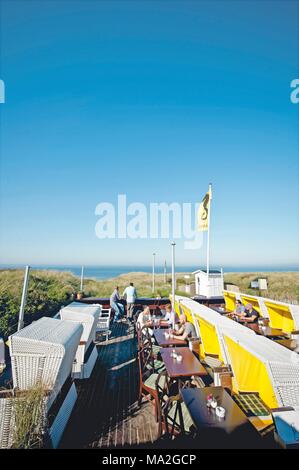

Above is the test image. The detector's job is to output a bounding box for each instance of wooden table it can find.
[147,319,170,329]
[210,306,231,315]
[153,328,187,347]
[180,386,260,448]
[160,347,207,380]
[245,323,287,338]
[274,338,299,352]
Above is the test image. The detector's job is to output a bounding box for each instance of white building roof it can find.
[192,269,222,275]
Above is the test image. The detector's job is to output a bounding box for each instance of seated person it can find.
[234,299,245,316]
[163,304,179,327]
[136,306,153,334]
[110,286,124,322]
[170,313,196,341]
[239,303,260,323]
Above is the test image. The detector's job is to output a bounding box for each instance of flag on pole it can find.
[197,186,212,231]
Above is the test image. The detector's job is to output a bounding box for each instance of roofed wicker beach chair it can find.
[59,302,100,378]
[0,390,14,449]
[9,317,82,396]
[224,290,299,336]
[174,295,254,384]
[8,317,82,448]
[220,326,299,435]
[263,298,299,335]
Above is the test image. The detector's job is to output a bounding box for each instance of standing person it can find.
[110,286,124,322]
[122,282,137,323]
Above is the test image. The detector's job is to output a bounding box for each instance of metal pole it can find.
[17,265,30,331]
[171,242,176,310]
[164,259,167,283]
[152,253,156,294]
[206,183,212,278]
[221,267,224,293]
[80,265,84,292]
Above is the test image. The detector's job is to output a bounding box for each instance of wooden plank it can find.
[59,320,158,448]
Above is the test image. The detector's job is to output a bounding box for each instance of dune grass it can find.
[84,271,187,298]
[0,269,80,337]
[224,272,299,304]
[12,383,48,449]
[0,268,298,339]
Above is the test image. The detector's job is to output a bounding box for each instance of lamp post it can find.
[171,242,176,310]
[152,253,156,294]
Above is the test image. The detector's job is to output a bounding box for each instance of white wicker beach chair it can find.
[59,302,101,379]
[6,317,83,448]
[220,326,299,409]
[263,298,299,334]
[9,317,82,398]
[228,290,299,333]
[0,392,13,449]
[175,296,254,364]
[224,289,272,319]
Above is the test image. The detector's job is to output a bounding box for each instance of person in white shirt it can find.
[122,282,137,322]
[136,307,151,329]
[163,304,179,329]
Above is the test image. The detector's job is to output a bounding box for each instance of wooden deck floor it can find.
[59,320,277,450]
[60,321,160,449]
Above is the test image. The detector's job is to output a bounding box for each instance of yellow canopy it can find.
[223,291,236,312]
[223,334,278,408]
[264,301,295,333]
[240,294,263,317]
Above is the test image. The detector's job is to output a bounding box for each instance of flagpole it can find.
[171,242,176,314]
[206,183,212,278]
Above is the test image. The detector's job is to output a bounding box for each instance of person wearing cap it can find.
[239,303,260,323]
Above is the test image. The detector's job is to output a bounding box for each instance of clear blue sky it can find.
[0,0,298,268]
